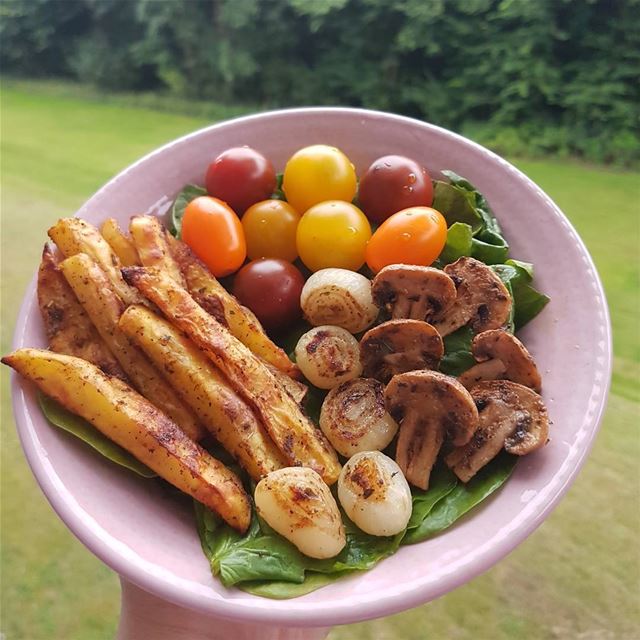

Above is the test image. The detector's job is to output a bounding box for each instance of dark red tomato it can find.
[358,155,434,224]
[205,147,276,215]
[232,259,305,331]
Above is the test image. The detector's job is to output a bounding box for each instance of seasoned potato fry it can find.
[60,253,206,442]
[48,217,144,306]
[119,305,287,480]
[100,218,140,267]
[2,348,250,531]
[122,266,341,485]
[37,242,127,380]
[129,216,185,285]
[267,364,308,404]
[166,233,298,377]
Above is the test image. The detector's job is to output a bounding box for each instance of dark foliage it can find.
[1,0,638,165]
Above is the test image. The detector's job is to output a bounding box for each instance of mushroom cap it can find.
[371,264,456,322]
[432,257,512,337]
[472,329,542,392]
[446,380,549,482]
[360,319,444,383]
[385,370,479,489]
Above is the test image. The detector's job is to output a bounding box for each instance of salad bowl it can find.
[9,108,611,636]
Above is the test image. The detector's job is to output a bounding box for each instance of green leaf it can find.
[432,181,483,232]
[471,229,509,264]
[402,453,517,545]
[170,184,206,237]
[270,172,286,200]
[492,261,550,329]
[405,465,458,532]
[440,326,476,376]
[440,222,473,264]
[239,570,354,599]
[38,393,156,478]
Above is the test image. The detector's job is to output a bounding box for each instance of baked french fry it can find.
[100,218,140,267]
[37,242,127,381]
[48,217,144,306]
[166,233,298,378]
[60,253,206,442]
[2,348,250,531]
[119,305,287,480]
[122,266,341,485]
[267,364,308,404]
[129,216,185,285]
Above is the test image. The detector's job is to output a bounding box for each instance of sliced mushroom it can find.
[445,380,549,482]
[385,370,478,490]
[458,329,542,392]
[371,265,456,322]
[360,319,444,383]
[431,257,512,337]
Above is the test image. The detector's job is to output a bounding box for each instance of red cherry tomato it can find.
[366,206,447,273]
[182,196,246,277]
[232,259,305,331]
[358,155,434,223]
[205,147,276,214]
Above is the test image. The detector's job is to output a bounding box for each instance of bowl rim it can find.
[10,106,612,626]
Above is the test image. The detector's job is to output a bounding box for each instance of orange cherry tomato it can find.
[242,199,301,262]
[182,196,246,277]
[366,206,447,273]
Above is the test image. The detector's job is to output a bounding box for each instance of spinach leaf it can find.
[440,222,473,264]
[239,570,354,599]
[170,184,206,237]
[405,465,458,532]
[271,172,286,200]
[403,453,517,545]
[471,229,509,265]
[38,393,156,478]
[493,260,550,329]
[440,326,476,376]
[432,181,483,232]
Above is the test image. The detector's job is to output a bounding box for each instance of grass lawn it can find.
[1,80,638,640]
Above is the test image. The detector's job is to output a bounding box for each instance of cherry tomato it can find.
[242,199,301,262]
[283,145,357,213]
[205,147,276,214]
[366,206,447,273]
[296,201,371,272]
[232,259,305,331]
[358,155,434,224]
[182,196,246,277]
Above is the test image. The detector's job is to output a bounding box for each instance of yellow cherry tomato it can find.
[242,199,301,262]
[283,145,357,213]
[366,206,447,273]
[297,201,371,272]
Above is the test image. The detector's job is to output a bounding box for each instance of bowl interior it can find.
[11,108,611,626]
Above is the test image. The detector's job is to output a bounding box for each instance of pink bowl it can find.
[10,108,611,626]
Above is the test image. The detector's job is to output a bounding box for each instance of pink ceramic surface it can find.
[10,108,611,627]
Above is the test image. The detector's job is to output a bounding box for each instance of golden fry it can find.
[37,242,127,380]
[166,233,298,378]
[119,305,287,480]
[48,217,144,306]
[122,266,341,485]
[129,216,185,285]
[2,348,250,532]
[100,218,140,267]
[60,253,206,442]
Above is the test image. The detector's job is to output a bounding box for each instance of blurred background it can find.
[1,0,638,638]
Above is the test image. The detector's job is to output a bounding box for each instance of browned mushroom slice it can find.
[371,265,456,321]
[432,257,512,337]
[446,380,549,482]
[385,370,478,490]
[458,329,542,392]
[360,319,444,383]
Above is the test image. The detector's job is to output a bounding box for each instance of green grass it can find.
[2,80,639,640]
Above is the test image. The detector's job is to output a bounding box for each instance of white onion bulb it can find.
[320,378,398,457]
[301,268,378,333]
[295,325,362,389]
[254,467,346,559]
[338,452,412,537]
